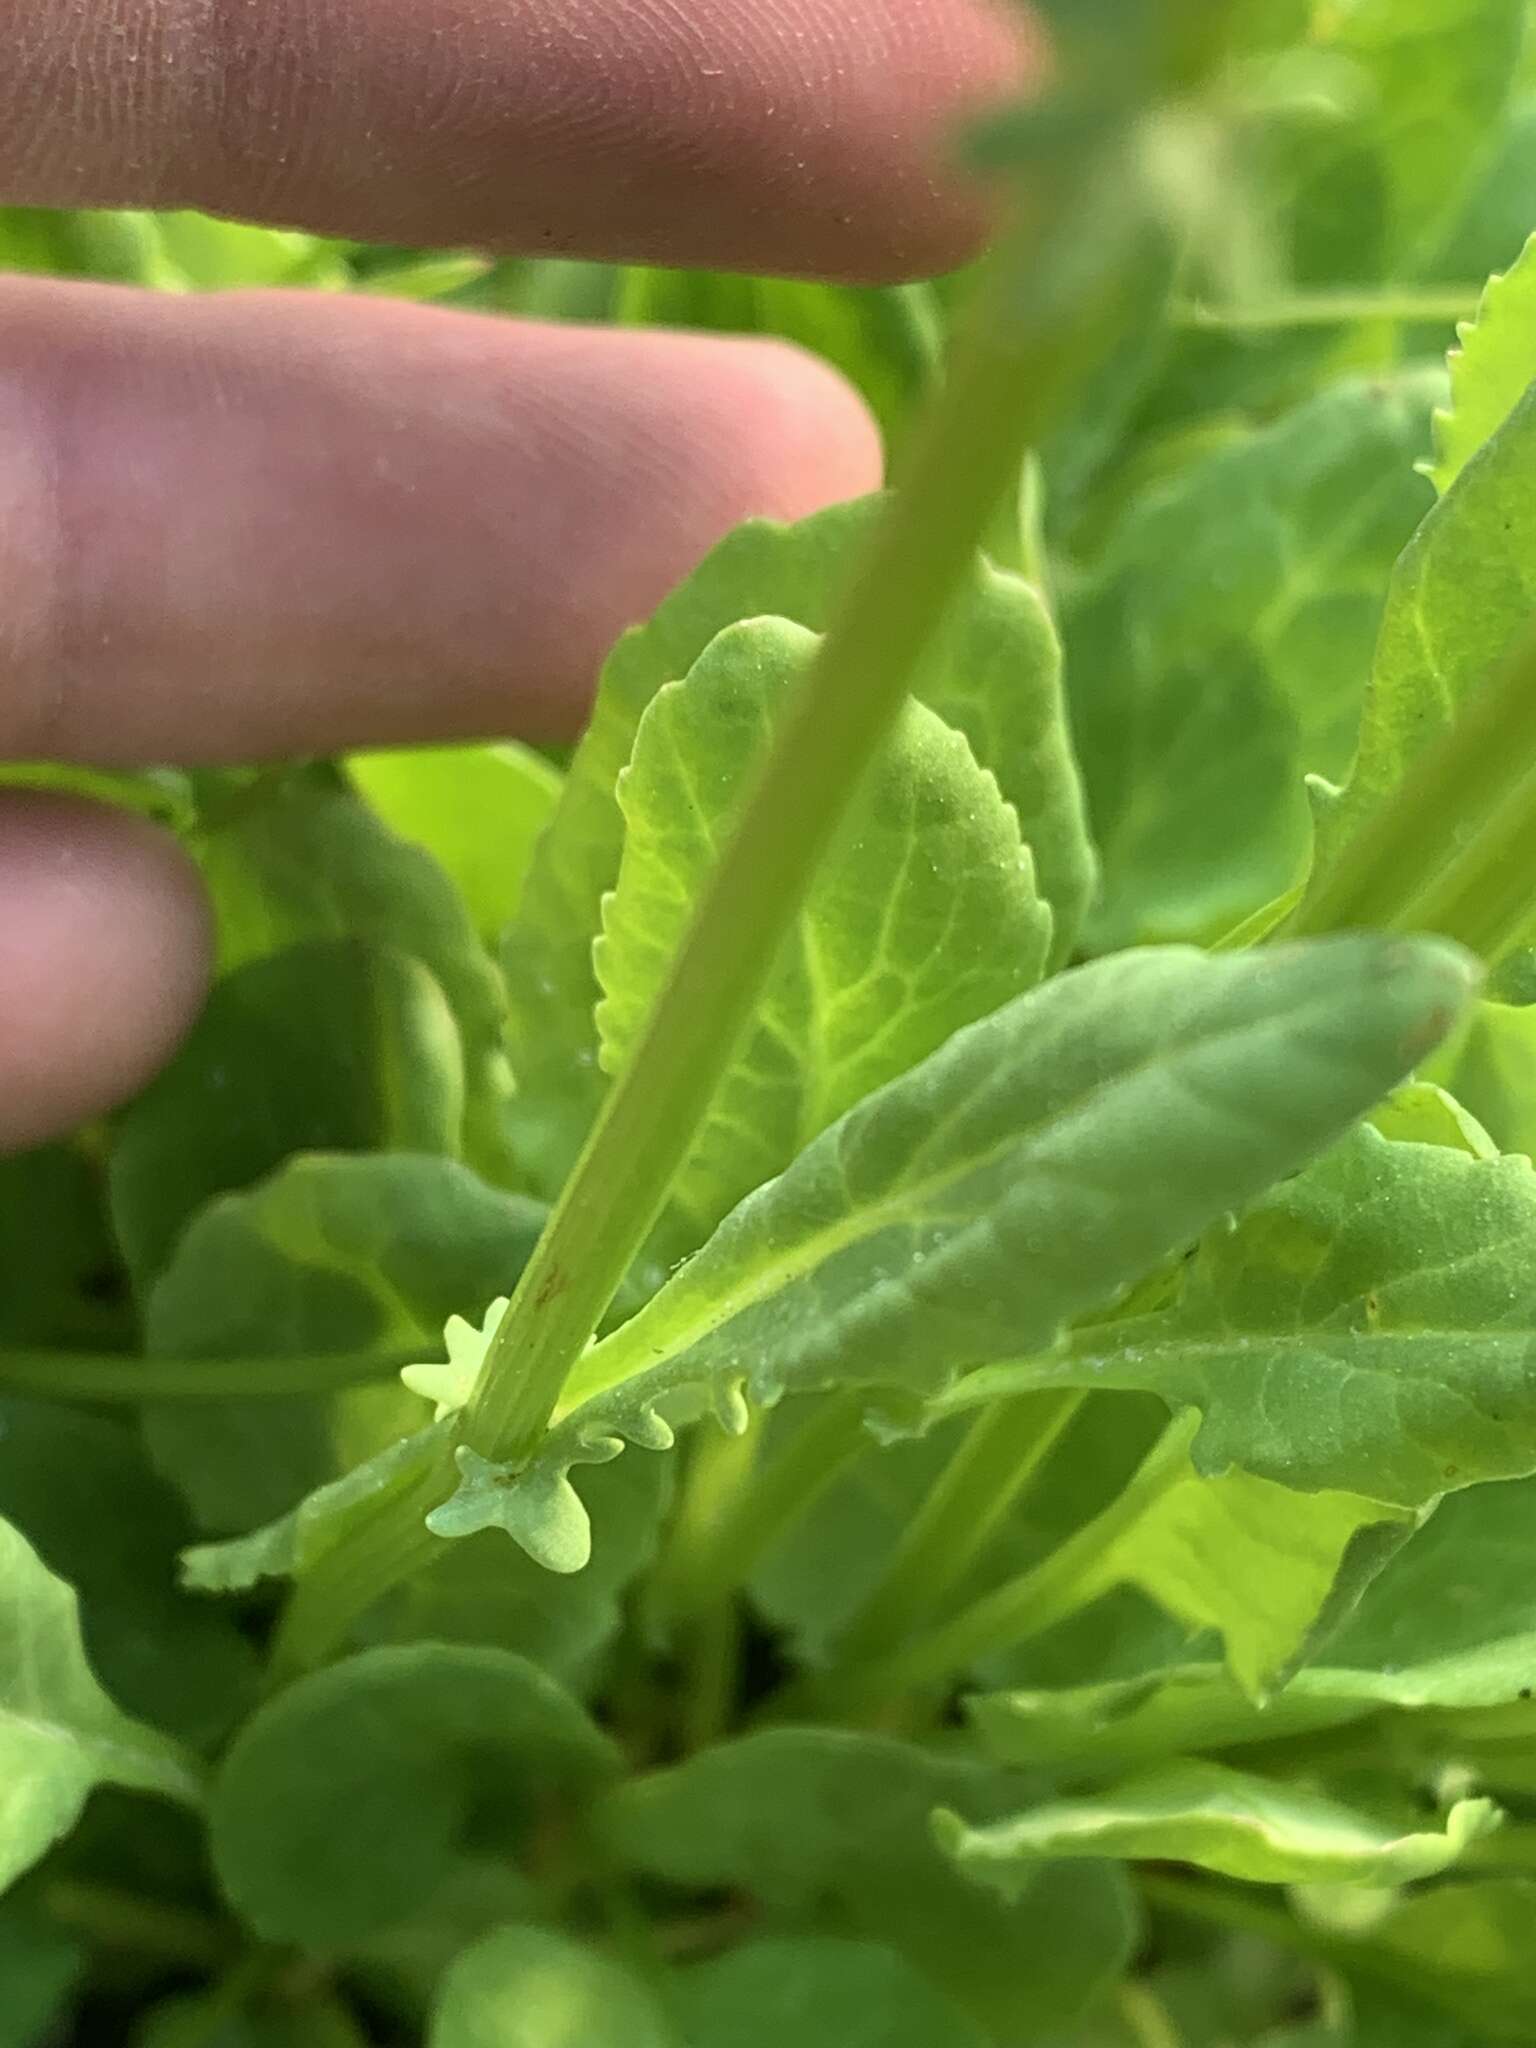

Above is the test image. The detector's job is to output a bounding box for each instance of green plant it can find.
[14,3,1536,2043]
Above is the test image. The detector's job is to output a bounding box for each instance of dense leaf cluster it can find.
[10,4,1536,2044]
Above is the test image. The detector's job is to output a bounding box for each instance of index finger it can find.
[3,0,1033,282]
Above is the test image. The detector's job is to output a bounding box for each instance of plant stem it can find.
[833,1390,1084,1668]
[1117,1982,1185,2048]
[1289,617,1536,957]
[1173,285,1478,331]
[459,194,1145,1474]
[271,115,1165,1675]
[650,1416,765,1625]
[679,1598,743,1756]
[673,1392,871,1615]
[0,1347,411,1403]
[42,1880,237,1968]
[266,1448,454,1686]
[814,1417,1190,1711]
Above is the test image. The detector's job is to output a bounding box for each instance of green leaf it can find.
[0,1402,254,1744]
[673,1937,986,2048]
[1425,999,1536,1158]
[1066,372,1439,947]
[366,1450,670,1686]
[429,1926,673,2048]
[600,1729,1136,2039]
[0,1902,82,2048]
[109,939,465,1289]
[1428,231,1536,494]
[181,1418,452,1596]
[1003,1125,1536,1510]
[503,499,1094,1193]
[936,1763,1497,1890]
[347,742,562,948]
[1139,0,1527,430]
[210,1644,619,1945]
[442,936,1473,1572]
[1299,0,1529,279]
[597,617,1052,1250]
[0,1515,204,1894]
[144,1154,544,1532]
[1312,370,1536,880]
[149,212,341,289]
[0,207,166,281]
[1088,1458,1414,1701]
[192,767,513,1181]
[1367,1079,1497,1156]
[970,1466,1536,1771]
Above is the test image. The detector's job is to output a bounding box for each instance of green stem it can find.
[1289,618,1536,957]
[833,1390,1084,1668]
[679,1598,743,1755]
[266,1449,453,1686]
[650,1416,765,1626]
[1172,285,1478,330]
[42,1880,237,1968]
[460,196,1143,1474]
[676,1392,871,1613]
[816,1418,1190,1711]
[1117,1983,1185,2048]
[0,1347,411,1403]
[271,114,1165,1676]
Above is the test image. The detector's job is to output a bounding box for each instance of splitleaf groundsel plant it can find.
[12,2,1536,2042]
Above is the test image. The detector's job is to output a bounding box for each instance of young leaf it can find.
[0,1516,205,1894]
[436,936,1474,1572]
[192,766,513,1181]
[996,1125,1536,1509]
[1428,231,1536,495]
[429,1926,673,2048]
[109,938,465,1289]
[597,617,1052,1251]
[1067,372,1440,948]
[1088,1459,1413,1702]
[210,1644,619,1945]
[347,741,562,948]
[503,499,1094,1193]
[144,1154,544,1532]
[936,1762,1497,1890]
[1311,370,1536,879]
[600,1729,1136,2039]
[673,1937,986,2048]
[1426,998,1536,1158]
[971,1465,1536,1772]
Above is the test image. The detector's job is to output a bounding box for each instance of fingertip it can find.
[704,335,887,518]
[0,795,212,1152]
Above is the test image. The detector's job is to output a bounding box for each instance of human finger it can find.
[0,794,211,1152]
[1,0,1034,282]
[0,279,883,763]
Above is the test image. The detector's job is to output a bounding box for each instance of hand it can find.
[0,0,1027,1151]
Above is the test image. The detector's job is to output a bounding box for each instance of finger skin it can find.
[0,279,884,763]
[0,795,211,1152]
[0,0,1032,281]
